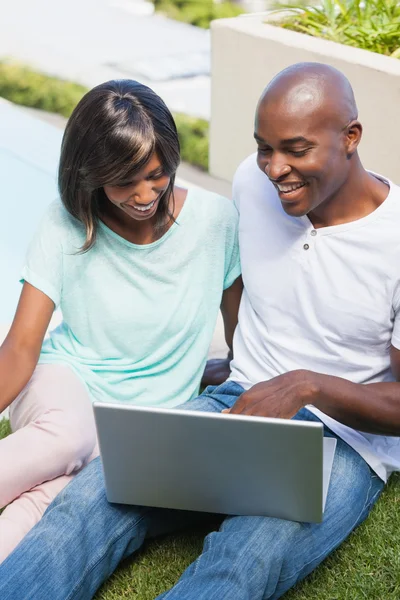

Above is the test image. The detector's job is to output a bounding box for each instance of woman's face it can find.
[103,153,171,222]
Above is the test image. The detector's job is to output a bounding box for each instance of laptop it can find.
[93,403,336,523]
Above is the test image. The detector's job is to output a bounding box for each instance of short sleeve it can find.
[232,153,258,215]
[392,280,400,349]
[232,170,241,214]
[222,200,241,290]
[20,202,65,308]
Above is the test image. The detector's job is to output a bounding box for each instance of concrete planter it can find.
[210,16,400,183]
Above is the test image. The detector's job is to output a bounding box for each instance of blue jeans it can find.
[0,381,384,600]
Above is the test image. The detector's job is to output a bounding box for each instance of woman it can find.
[0,79,242,561]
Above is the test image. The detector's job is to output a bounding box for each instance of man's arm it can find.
[228,345,400,436]
[220,276,243,351]
[201,276,243,387]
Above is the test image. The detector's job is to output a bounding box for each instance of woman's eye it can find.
[116,181,133,188]
[147,172,165,181]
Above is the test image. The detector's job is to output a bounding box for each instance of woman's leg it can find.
[0,364,97,561]
[0,382,243,600]
[0,474,73,562]
[0,443,99,563]
[0,363,97,508]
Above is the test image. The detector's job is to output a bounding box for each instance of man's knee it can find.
[217,514,302,562]
[322,439,383,531]
[52,457,106,510]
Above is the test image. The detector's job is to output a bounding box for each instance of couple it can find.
[1,61,400,599]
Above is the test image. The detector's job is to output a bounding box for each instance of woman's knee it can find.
[48,416,97,473]
[53,457,107,509]
[15,365,97,470]
[11,364,94,428]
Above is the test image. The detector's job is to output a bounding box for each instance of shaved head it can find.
[258,62,358,131]
[254,62,364,220]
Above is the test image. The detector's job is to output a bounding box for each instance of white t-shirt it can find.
[229,153,400,482]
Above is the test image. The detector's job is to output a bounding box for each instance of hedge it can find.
[153,0,244,29]
[0,62,209,170]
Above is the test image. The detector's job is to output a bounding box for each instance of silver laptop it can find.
[94,403,336,523]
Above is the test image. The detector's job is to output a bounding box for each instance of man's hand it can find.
[201,358,231,388]
[226,370,320,419]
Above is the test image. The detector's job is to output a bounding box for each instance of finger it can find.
[240,405,294,419]
[227,392,252,415]
[229,396,289,418]
[229,395,260,415]
[229,402,249,415]
[221,409,230,414]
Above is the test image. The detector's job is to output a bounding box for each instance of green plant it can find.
[0,62,87,117]
[0,62,209,170]
[276,0,400,58]
[174,113,209,170]
[0,418,11,439]
[153,0,244,28]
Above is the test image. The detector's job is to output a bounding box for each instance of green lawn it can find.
[2,417,400,598]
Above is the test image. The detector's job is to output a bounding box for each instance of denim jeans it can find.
[0,381,384,600]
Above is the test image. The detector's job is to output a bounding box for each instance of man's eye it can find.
[257,147,271,155]
[289,149,310,158]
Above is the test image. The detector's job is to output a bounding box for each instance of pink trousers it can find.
[0,364,98,563]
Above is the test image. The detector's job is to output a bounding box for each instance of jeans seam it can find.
[279,475,381,585]
[66,509,151,600]
[192,533,211,577]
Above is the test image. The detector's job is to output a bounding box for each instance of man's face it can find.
[254,98,350,218]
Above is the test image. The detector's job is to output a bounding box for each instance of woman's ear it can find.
[345,120,362,156]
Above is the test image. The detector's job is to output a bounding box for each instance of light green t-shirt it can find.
[21,188,240,407]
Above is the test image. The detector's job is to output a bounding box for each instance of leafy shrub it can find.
[174,112,209,169]
[153,0,244,28]
[0,62,210,170]
[0,62,87,117]
[276,0,400,58]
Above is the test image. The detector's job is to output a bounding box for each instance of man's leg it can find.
[158,421,384,600]
[0,382,244,600]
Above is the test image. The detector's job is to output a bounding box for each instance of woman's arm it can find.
[201,276,243,387]
[0,282,54,413]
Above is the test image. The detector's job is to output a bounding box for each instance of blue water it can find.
[0,101,63,322]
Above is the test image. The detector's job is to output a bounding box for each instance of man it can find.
[2,62,400,599]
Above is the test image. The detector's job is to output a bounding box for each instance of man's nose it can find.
[265,153,291,181]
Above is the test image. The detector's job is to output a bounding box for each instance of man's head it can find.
[254,63,362,217]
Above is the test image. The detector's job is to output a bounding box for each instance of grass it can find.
[2,416,400,598]
[94,524,219,599]
[0,62,209,170]
[0,418,11,438]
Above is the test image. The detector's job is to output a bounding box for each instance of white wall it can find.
[210,16,400,183]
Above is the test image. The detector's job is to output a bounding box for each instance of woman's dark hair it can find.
[58,79,181,251]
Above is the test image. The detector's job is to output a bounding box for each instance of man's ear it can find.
[345,120,362,156]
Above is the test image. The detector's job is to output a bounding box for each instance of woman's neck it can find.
[100,186,188,245]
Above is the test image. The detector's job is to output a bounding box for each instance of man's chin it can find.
[280,202,309,218]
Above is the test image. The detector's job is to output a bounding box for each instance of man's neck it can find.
[308,161,389,229]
